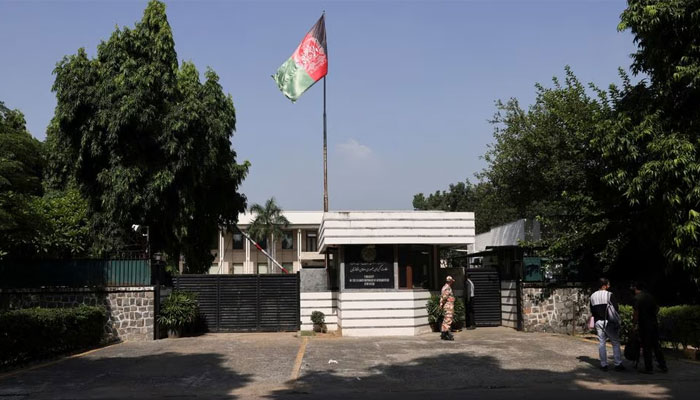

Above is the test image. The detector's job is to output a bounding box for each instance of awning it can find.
[318,211,475,252]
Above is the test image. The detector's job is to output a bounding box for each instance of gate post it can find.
[296,271,301,331]
[516,278,523,331]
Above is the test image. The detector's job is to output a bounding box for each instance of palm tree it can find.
[248,197,290,273]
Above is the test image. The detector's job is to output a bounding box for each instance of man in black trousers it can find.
[464,273,475,330]
[631,282,668,374]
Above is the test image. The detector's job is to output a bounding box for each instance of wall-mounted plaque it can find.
[345,262,394,289]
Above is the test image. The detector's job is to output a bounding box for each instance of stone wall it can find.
[0,286,155,342]
[521,284,590,334]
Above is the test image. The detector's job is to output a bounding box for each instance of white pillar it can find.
[394,245,399,290]
[245,232,252,273]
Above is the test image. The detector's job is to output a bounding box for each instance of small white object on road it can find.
[328,359,338,364]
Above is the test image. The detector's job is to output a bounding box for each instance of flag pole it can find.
[323,76,328,213]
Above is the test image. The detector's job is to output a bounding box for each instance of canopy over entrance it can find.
[318,211,476,252]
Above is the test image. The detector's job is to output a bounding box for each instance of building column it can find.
[433,245,439,290]
[245,232,252,273]
[394,245,399,290]
[339,246,345,291]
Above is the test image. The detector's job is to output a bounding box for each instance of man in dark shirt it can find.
[631,282,668,373]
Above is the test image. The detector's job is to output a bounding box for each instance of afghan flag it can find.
[272,15,328,102]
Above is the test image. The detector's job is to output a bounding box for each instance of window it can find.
[258,237,267,250]
[281,231,294,250]
[305,231,318,252]
[232,263,244,274]
[232,232,244,249]
[257,262,269,274]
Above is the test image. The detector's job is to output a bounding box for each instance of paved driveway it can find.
[1,328,699,399]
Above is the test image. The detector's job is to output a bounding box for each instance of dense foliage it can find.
[0,305,107,368]
[1,103,93,259]
[415,1,700,289]
[47,0,248,272]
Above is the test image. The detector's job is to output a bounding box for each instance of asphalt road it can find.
[1,328,698,399]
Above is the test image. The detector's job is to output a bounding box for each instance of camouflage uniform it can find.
[440,283,455,332]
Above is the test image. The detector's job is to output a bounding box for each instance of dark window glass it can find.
[305,231,318,252]
[281,231,294,250]
[232,232,244,249]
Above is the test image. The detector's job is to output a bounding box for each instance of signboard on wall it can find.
[345,262,394,289]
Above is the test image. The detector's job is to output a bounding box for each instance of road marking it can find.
[0,341,124,381]
[290,337,309,381]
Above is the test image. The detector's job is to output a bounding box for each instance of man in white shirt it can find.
[589,278,624,371]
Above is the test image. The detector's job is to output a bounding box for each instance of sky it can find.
[0,0,638,211]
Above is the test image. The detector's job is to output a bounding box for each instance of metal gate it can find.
[467,268,501,326]
[173,274,300,332]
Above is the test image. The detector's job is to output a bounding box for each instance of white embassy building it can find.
[211,210,475,336]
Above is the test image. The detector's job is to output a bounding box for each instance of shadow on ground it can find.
[268,351,691,400]
[0,351,253,399]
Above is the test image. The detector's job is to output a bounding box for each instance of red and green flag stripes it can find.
[272,14,328,102]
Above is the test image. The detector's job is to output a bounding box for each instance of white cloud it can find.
[337,138,372,159]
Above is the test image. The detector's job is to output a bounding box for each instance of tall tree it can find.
[0,102,45,258]
[603,0,700,273]
[413,180,515,234]
[47,1,248,272]
[248,198,290,272]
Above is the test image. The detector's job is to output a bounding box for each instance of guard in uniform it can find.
[439,276,456,341]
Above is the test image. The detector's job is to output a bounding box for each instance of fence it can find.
[0,259,151,288]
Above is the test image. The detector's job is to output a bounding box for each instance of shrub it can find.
[310,311,325,325]
[618,304,634,343]
[426,295,444,324]
[658,305,700,349]
[453,298,466,323]
[157,291,199,331]
[0,305,107,368]
[616,304,700,349]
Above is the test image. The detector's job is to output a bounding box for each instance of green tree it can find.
[30,187,93,259]
[0,102,45,258]
[603,0,700,273]
[412,180,515,234]
[47,1,248,273]
[482,68,622,275]
[248,198,290,273]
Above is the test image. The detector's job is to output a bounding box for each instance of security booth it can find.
[313,211,475,336]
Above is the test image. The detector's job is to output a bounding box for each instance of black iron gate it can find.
[467,268,501,326]
[173,274,300,332]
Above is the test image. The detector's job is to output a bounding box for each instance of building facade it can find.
[209,210,475,336]
[209,211,325,275]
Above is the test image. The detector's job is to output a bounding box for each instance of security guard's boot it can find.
[446,331,455,341]
[440,332,448,340]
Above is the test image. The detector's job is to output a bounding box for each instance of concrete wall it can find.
[521,284,590,335]
[300,291,338,331]
[1,287,155,342]
[300,268,329,292]
[337,290,431,336]
[501,280,518,329]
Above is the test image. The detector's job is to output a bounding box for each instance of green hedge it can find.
[0,305,107,368]
[614,304,700,349]
[658,305,700,349]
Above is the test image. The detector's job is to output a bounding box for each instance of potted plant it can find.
[157,290,199,338]
[451,298,466,331]
[311,311,327,333]
[426,295,445,332]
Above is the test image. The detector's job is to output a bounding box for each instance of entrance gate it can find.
[173,274,300,332]
[467,268,501,326]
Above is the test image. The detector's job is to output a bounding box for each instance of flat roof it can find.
[319,211,475,252]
